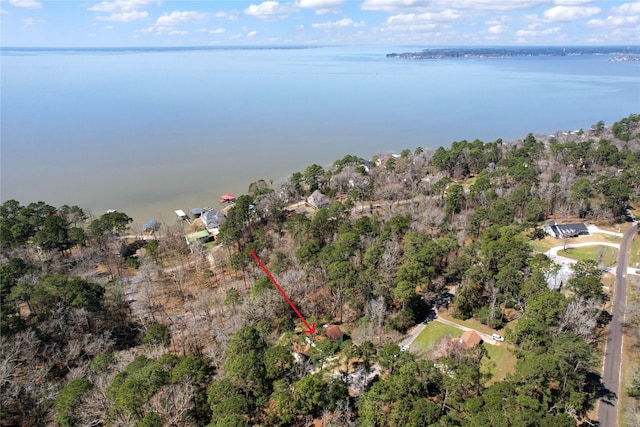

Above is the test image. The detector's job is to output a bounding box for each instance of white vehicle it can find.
[492,333,504,342]
[401,345,410,352]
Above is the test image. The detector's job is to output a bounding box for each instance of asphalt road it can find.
[598,222,637,426]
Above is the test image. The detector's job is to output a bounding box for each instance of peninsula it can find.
[386,46,640,60]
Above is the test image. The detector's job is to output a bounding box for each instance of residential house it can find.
[201,209,226,235]
[543,221,589,239]
[306,190,330,210]
[458,330,482,349]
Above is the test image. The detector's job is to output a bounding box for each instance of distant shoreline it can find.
[387,46,640,60]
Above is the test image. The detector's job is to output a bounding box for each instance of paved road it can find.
[598,222,637,427]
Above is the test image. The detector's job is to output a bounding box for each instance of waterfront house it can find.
[201,209,226,235]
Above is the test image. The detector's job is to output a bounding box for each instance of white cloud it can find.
[382,9,461,31]
[0,7,8,14]
[9,0,41,9]
[299,0,345,14]
[485,15,510,25]
[168,30,187,36]
[96,10,148,22]
[21,17,45,25]
[247,30,258,37]
[612,2,640,15]
[244,1,299,20]
[141,10,209,35]
[362,0,546,13]
[543,5,601,21]
[516,23,561,38]
[554,0,595,5]
[88,0,158,13]
[157,11,208,26]
[214,11,238,20]
[209,28,226,34]
[312,18,365,29]
[487,24,507,34]
[585,1,640,39]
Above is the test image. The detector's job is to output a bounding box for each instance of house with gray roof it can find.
[201,209,226,235]
[544,221,589,239]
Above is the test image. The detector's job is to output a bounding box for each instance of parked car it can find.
[492,333,504,342]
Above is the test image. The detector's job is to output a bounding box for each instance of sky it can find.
[1,0,639,47]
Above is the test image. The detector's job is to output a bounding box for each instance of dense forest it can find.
[1,114,640,427]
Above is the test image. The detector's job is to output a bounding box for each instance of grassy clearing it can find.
[557,245,618,266]
[203,240,221,251]
[631,234,640,269]
[483,343,517,385]
[438,311,504,336]
[530,236,558,253]
[620,277,640,427]
[411,322,462,351]
[411,318,517,386]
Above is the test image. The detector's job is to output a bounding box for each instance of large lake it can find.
[2,46,639,223]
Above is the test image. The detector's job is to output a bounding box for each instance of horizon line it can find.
[2,44,640,50]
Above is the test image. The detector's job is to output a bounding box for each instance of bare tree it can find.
[365,296,385,344]
[556,297,601,343]
[146,383,196,426]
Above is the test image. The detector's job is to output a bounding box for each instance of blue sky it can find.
[2,0,639,46]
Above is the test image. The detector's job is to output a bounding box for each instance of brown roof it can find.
[326,325,344,341]
[460,330,482,349]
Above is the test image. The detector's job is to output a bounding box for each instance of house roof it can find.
[460,330,482,349]
[326,325,344,341]
[220,194,236,201]
[142,219,157,230]
[307,190,329,209]
[554,223,588,235]
[186,230,210,244]
[202,209,225,231]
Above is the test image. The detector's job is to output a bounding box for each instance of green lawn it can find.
[203,240,221,251]
[631,234,640,269]
[482,343,517,385]
[412,321,517,386]
[557,245,618,266]
[411,322,462,351]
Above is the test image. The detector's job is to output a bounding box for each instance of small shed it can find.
[175,210,191,224]
[326,325,344,343]
[220,194,236,203]
[459,330,483,349]
[142,219,159,232]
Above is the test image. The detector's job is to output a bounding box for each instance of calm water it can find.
[2,46,639,223]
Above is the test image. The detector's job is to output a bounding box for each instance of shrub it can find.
[143,323,171,347]
[55,378,92,427]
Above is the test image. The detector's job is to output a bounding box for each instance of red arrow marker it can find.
[249,250,316,335]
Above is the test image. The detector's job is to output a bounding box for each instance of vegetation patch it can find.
[411,322,462,352]
[482,343,517,385]
[558,245,618,266]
